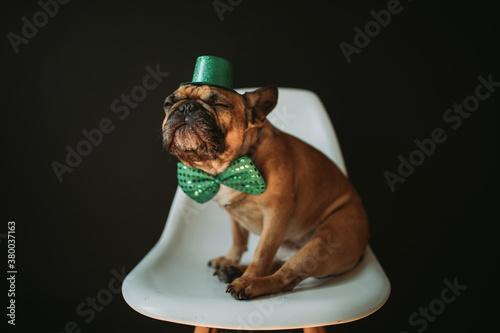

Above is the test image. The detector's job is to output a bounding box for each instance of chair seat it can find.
[122,88,390,330]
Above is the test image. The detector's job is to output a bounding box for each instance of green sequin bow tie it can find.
[177,156,266,204]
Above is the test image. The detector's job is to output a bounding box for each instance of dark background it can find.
[2,0,499,332]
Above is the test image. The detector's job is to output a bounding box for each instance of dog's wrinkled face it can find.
[162,85,277,172]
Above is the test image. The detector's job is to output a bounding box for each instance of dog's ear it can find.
[243,86,278,124]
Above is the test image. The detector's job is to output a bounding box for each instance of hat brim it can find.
[180,81,235,92]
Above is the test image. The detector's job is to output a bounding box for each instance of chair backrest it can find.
[236,87,347,175]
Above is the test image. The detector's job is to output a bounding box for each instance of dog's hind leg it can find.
[214,264,247,283]
[226,207,368,300]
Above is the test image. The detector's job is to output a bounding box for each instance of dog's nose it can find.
[178,101,201,114]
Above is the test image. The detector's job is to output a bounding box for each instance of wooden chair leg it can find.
[193,327,217,333]
[303,327,326,333]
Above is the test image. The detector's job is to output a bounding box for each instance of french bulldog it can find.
[162,84,369,300]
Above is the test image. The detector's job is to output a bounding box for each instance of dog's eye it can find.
[214,104,229,108]
[164,101,173,108]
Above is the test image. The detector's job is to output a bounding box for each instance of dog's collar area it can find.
[177,156,266,204]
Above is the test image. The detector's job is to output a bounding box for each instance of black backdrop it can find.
[3,0,499,332]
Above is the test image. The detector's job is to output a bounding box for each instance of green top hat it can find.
[180,55,233,90]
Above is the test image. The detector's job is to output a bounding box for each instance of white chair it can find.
[122,88,391,332]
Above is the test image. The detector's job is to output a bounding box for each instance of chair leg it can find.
[303,327,326,333]
[193,327,217,333]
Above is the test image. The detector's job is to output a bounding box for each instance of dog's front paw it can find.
[226,276,285,300]
[226,277,254,300]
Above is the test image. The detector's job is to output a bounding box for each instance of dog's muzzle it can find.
[163,100,225,159]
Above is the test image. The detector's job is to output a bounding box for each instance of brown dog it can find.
[162,84,369,300]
